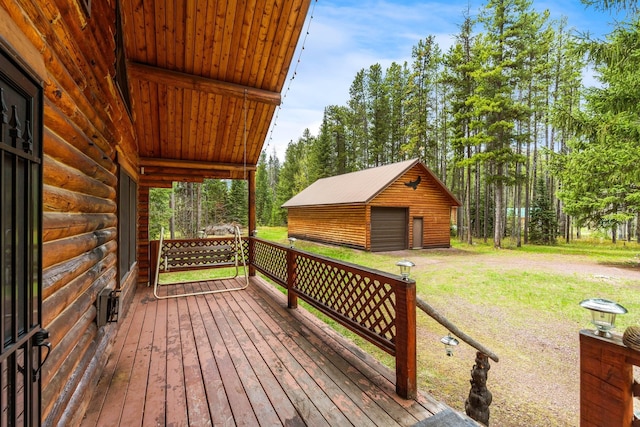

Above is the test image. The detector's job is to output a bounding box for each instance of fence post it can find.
[394,279,416,399]
[286,249,298,309]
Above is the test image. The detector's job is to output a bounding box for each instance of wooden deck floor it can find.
[81,276,453,426]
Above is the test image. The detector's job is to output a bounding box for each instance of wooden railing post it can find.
[580,329,640,426]
[149,239,159,285]
[286,249,298,309]
[394,279,416,399]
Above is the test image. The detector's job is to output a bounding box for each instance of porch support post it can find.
[579,330,639,426]
[248,169,256,276]
[395,279,417,399]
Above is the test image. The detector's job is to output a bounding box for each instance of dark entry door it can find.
[370,207,407,252]
[0,48,45,426]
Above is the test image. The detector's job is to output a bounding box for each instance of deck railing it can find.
[250,237,417,399]
[580,330,640,426]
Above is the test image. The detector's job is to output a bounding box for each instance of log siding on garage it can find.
[288,205,368,249]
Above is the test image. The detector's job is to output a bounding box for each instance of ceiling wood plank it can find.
[128,61,281,106]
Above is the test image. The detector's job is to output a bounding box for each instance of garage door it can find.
[370,207,408,252]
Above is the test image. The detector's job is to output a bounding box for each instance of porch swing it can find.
[152,90,251,300]
[152,225,249,299]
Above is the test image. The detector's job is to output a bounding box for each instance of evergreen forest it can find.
[151,0,640,247]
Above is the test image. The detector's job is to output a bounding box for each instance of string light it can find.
[264,0,318,153]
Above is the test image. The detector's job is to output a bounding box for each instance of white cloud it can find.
[265,0,617,160]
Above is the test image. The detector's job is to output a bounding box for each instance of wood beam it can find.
[128,61,281,106]
[139,158,256,173]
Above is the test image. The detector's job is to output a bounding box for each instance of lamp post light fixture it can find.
[579,298,627,338]
[288,237,297,248]
[440,334,459,356]
[395,260,415,281]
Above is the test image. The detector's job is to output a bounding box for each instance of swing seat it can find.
[153,226,249,299]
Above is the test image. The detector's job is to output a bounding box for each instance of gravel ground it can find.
[402,249,640,426]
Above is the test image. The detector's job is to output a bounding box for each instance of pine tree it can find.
[255,152,272,225]
[149,188,173,239]
[529,177,557,244]
[469,0,533,248]
[554,16,640,242]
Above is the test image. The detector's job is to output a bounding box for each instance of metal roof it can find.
[282,158,461,208]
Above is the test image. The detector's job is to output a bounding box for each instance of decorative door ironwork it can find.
[0,47,45,426]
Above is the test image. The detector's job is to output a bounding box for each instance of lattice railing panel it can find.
[294,254,396,344]
[252,239,287,285]
[248,238,411,355]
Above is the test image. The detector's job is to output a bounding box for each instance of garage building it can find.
[282,158,461,251]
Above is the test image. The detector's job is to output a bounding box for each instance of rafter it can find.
[127,61,281,106]
[139,157,256,172]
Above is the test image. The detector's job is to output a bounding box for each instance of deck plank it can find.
[176,288,211,425]
[165,289,188,424]
[92,291,150,426]
[188,284,235,426]
[198,284,281,426]
[80,284,143,426]
[143,295,168,427]
[220,283,331,427]
[230,282,363,426]
[82,276,465,427]
[187,283,259,426]
[199,281,303,426]
[246,284,407,426]
[255,280,443,422]
[120,294,157,425]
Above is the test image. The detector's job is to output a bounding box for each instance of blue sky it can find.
[264,0,629,160]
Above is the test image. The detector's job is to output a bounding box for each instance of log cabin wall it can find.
[1,1,138,424]
[287,205,368,249]
[372,165,454,249]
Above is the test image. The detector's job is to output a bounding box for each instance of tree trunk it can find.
[465,147,473,245]
[170,188,175,239]
[494,177,503,248]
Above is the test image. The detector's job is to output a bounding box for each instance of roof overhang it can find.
[121,0,312,186]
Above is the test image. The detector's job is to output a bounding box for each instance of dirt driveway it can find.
[391,247,640,427]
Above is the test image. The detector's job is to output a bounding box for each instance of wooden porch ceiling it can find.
[81,277,451,426]
[121,0,311,186]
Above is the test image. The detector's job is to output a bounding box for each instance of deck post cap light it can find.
[580,298,627,338]
[395,260,415,280]
[288,237,297,248]
[440,334,459,356]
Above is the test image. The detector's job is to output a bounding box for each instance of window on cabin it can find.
[115,0,131,116]
[118,169,137,282]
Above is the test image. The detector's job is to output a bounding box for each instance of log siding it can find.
[1,1,138,424]
[288,205,368,249]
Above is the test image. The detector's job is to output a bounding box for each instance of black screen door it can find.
[0,47,44,426]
